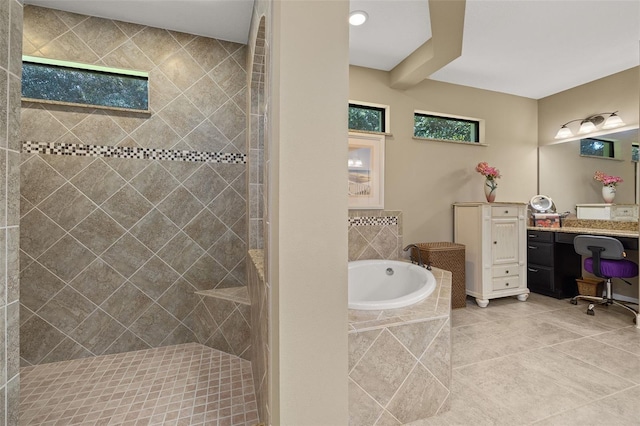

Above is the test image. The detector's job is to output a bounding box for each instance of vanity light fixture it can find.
[349,10,368,26]
[554,111,625,139]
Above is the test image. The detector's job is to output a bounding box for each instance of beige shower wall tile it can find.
[158,49,205,91]
[211,57,246,98]
[130,115,180,149]
[71,112,127,146]
[185,75,228,117]
[23,5,69,49]
[20,5,250,366]
[20,107,68,143]
[39,30,99,64]
[52,8,88,28]
[185,36,230,72]
[157,95,205,137]
[132,26,181,65]
[73,16,128,58]
[210,100,245,141]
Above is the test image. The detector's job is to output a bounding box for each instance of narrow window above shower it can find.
[21,55,150,113]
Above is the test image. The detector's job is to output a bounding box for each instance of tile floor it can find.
[412,293,640,425]
[19,343,259,426]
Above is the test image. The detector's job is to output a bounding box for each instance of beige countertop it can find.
[527,226,638,239]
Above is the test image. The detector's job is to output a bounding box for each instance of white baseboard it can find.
[611,292,639,305]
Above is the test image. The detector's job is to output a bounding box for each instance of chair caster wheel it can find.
[570,299,578,305]
[587,304,595,316]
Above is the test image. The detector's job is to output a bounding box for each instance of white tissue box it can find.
[576,204,638,221]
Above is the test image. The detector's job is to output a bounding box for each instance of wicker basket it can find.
[575,277,604,297]
[410,242,466,309]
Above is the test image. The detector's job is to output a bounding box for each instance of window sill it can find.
[412,137,488,147]
[579,155,624,162]
[349,129,393,137]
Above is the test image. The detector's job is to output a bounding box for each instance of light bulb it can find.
[554,125,573,139]
[578,120,596,134]
[603,113,624,129]
[349,11,368,26]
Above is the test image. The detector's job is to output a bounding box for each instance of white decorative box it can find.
[576,203,638,221]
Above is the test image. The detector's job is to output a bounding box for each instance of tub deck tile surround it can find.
[348,267,452,425]
[348,267,451,332]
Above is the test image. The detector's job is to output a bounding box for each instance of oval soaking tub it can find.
[348,259,436,310]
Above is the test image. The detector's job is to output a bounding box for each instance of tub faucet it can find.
[403,244,424,267]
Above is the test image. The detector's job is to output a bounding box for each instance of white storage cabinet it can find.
[453,202,529,307]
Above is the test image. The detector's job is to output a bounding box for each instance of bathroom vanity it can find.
[453,202,529,307]
[527,220,639,299]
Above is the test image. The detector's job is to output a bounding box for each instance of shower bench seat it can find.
[195,286,250,305]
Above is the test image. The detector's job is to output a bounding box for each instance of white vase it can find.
[602,185,616,203]
[484,178,497,202]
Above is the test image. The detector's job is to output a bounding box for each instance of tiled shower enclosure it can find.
[19,6,250,366]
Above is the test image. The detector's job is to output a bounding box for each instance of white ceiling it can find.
[24,0,640,100]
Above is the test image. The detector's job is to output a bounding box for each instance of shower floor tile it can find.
[19,343,259,426]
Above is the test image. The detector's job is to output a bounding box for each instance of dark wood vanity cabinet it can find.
[527,230,581,299]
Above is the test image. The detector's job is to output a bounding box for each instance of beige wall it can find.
[349,66,539,244]
[270,0,349,424]
[538,67,639,147]
[538,67,640,213]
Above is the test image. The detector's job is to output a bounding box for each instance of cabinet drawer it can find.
[527,264,553,290]
[527,241,553,266]
[492,264,519,277]
[492,275,520,291]
[492,206,518,217]
[527,230,553,242]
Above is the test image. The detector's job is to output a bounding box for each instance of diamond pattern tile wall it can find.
[348,211,403,261]
[20,6,250,365]
[348,318,451,424]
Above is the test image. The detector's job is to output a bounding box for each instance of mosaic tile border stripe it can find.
[22,141,247,164]
[348,216,399,226]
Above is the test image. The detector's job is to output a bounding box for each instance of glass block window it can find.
[22,56,149,112]
[414,112,479,143]
[349,103,386,133]
[580,138,614,158]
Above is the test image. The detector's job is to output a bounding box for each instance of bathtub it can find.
[348,259,436,310]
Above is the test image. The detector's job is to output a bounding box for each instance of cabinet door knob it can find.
[505,282,510,286]
[528,267,538,272]
[505,270,509,274]
[493,241,497,244]
[504,210,509,214]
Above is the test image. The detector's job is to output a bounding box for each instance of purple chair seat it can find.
[585,257,639,278]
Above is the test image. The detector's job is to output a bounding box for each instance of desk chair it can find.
[571,235,639,324]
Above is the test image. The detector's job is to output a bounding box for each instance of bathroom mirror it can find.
[538,128,639,213]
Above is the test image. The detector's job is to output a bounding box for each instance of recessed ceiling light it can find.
[349,11,368,26]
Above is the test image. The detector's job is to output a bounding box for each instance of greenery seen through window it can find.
[580,138,614,158]
[414,113,479,142]
[349,104,385,132]
[22,58,149,112]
